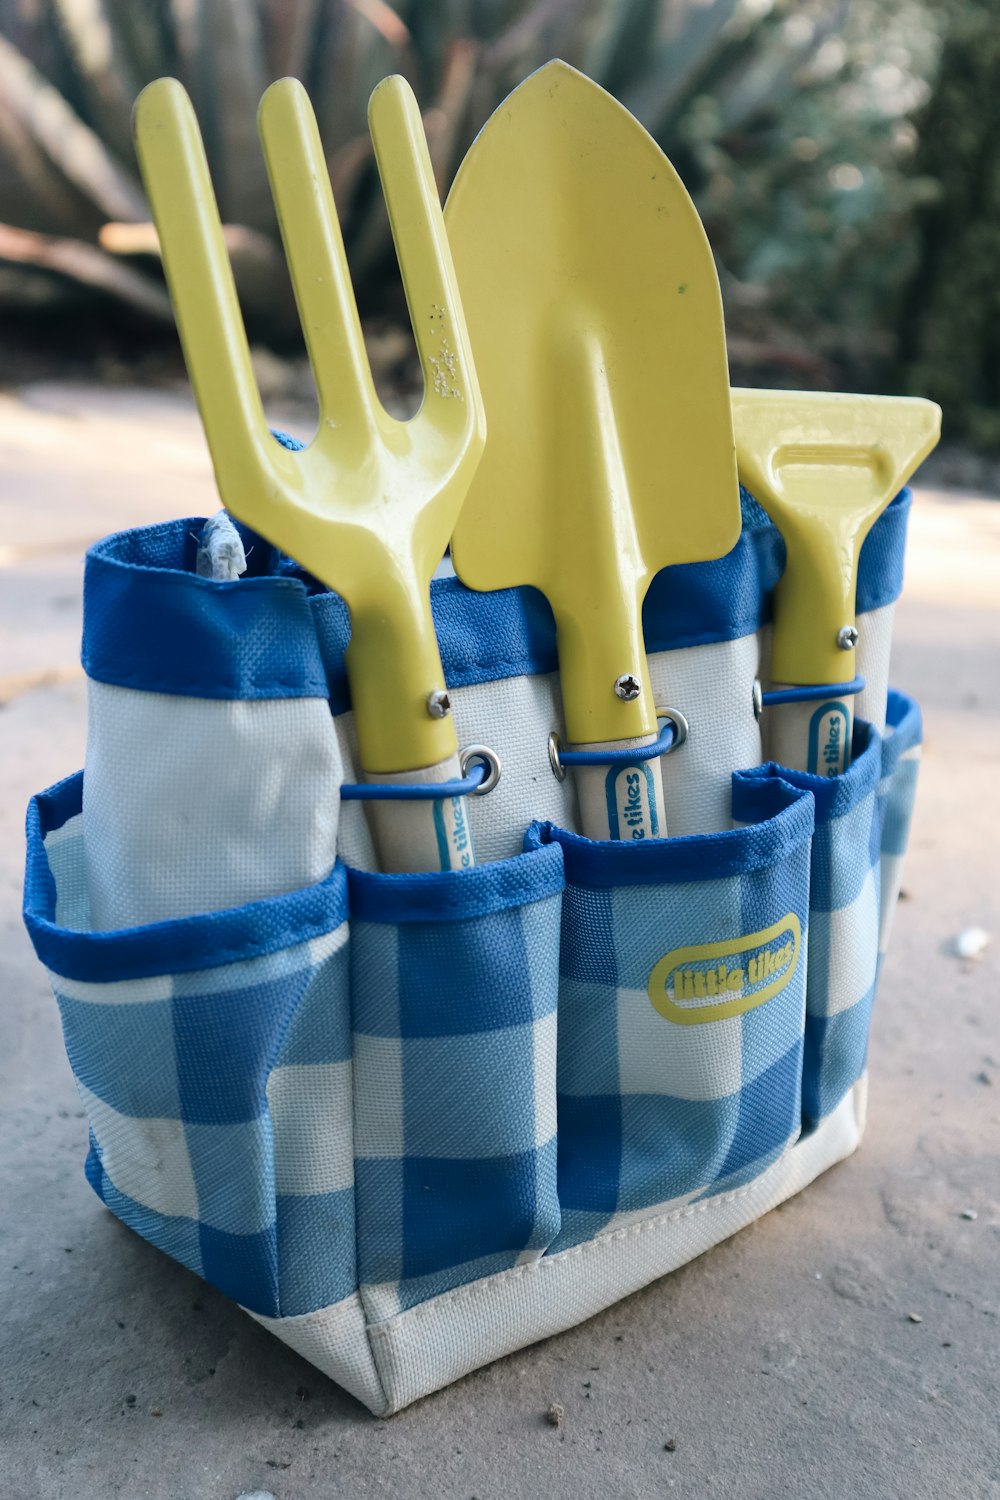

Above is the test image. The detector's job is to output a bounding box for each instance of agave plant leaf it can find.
[265,0,325,80]
[193,0,271,228]
[0,32,145,222]
[583,0,660,98]
[0,94,83,232]
[621,0,741,137]
[424,35,479,192]
[50,0,138,161]
[0,218,172,317]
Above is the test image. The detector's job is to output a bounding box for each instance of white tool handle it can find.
[768,692,854,778]
[364,754,476,873]
[571,733,666,842]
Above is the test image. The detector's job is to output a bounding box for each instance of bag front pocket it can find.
[530,777,814,1254]
[347,842,565,1321]
[24,772,354,1321]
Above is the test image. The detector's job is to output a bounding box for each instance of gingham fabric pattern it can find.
[22,487,924,1414]
[25,773,354,1321]
[877,690,923,961]
[347,844,565,1320]
[765,719,887,1129]
[532,773,814,1254]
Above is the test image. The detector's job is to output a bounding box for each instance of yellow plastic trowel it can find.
[733,390,940,775]
[446,61,740,840]
[133,75,486,872]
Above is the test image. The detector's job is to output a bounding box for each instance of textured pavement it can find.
[1,384,998,1499]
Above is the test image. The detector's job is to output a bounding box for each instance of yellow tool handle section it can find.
[734,389,941,686]
[368,77,482,448]
[554,593,657,745]
[133,78,281,521]
[343,575,456,777]
[135,74,482,779]
[767,515,865,686]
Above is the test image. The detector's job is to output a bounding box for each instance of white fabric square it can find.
[650,635,764,835]
[51,970,173,1006]
[83,682,343,928]
[616,986,744,1101]
[532,1009,558,1147]
[816,867,880,1017]
[268,1062,354,1195]
[79,1081,199,1220]
[352,1033,404,1158]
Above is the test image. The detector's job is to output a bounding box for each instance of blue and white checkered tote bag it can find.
[23,487,922,1415]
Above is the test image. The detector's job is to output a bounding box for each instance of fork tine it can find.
[132,79,280,516]
[367,76,483,444]
[258,78,376,431]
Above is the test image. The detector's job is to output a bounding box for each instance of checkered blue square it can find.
[348,843,565,1315]
[532,773,815,1253]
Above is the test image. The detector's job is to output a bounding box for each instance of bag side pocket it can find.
[877,689,923,958]
[24,772,353,1320]
[532,777,814,1254]
[348,843,565,1321]
[749,719,886,1130]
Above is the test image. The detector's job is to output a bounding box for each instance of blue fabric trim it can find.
[856,488,911,614]
[880,689,923,779]
[346,839,564,924]
[79,489,912,706]
[743,719,882,823]
[23,772,349,983]
[82,520,329,700]
[528,775,814,888]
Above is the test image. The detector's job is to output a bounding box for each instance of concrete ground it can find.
[1,383,998,1500]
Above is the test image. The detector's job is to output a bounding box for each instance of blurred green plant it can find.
[0,0,943,389]
[900,0,1000,447]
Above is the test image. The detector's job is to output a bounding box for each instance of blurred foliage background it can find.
[0,0,993,448]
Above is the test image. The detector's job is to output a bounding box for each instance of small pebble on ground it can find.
[952,927,991,960]
[545,1403,564,1427]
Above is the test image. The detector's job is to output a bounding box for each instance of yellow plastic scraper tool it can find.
[133,75,486,873]
[446,61,740,841]
[733,389,940,776]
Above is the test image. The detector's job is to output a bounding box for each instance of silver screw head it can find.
[614,673,642,701]
[752,678,763,721]
[837,624,859,651]
[426,688,451,719]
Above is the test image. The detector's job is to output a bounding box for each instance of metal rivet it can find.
[614,673,641,701]
[460,743,501,796]
[656,706,689,750]
[547,731,567,783]
[837,625,859,651]
[426,688,451,719]
[752,678,763,722]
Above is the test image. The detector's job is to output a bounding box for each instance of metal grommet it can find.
[752,678,763,722]
[460,743,502,796]
[656,705,688,750]
[547,730,567,783]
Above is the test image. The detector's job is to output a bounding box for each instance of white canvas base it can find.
[249,1079,867,1416]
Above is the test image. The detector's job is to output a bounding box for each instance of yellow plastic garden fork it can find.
[133,75,487,872]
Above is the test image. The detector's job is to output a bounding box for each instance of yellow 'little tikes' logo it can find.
[647,913,801,1025]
